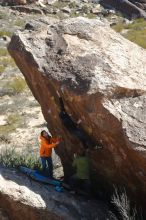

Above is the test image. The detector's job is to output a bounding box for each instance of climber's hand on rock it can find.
[56,90,60,97]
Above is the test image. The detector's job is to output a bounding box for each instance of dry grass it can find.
[0,148,41,170]
[112,18,146,49]
[111,187,143,220]
[0,48,9,57]
[7,76,27,95]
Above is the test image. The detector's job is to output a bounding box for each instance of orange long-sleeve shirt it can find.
[39,136,60,157]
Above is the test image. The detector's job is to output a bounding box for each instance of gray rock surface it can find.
[0,167,117,220]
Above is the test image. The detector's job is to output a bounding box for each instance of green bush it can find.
[0,30,12,37]
[0,11,9,19]
[82,5,91,14]
[0,48,9,57]
[125,18,146,30]
[0,113,22,135]
[53,1,68,9]
[7,76,27,94]
[7,113,22,125]
[112,22,125,33]
[0,65,5,74]
[0,57,16,68]
[13,18,25,27]
[112,18,146,49]
[124,29,146,49]
[86,13,96,19]
[0,148,41,170]
[69,1,77,9]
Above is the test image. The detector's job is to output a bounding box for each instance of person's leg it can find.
[46,157,53,178]
[83,179,91,194]
[69,175,79,190]
[41,157,47,175]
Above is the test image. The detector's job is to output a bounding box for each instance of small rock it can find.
[47,0,57,5]
[0,116,7,126]
[61,7,71,14]
[2,36,11,42]
[91,5,102,15]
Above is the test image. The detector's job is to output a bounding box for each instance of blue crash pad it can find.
[19,166,61,187]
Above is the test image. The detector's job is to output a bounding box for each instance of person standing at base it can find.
[39,130,60,178]
[69,148,91,194]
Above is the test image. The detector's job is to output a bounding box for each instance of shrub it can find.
[0,65,5,74]
[0,48,9,57]
[7,113,22,125]
[86,13,96,19]
[112,22,125,33]
[7,76,27,95]
[53,1,68,9]
[0,30,12,37]
[0,124,16,135]
[0,148,41,170]
[112,18,146,49]
[124,29,146,49]
[0,11,9,19]
[69,1,76,9]
[0,57,16,68]
[111,187,143,220]
[82,5,91,14]
[13,19,25,27]
[0,113,22,135]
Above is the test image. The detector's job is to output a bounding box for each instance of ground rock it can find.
[2,0,27,5]
[8,17,146,211]
[11,5,44,14]
[0,167,117,220]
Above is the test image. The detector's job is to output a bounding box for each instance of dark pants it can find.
[69,175,91,194]
[41,157,53,178]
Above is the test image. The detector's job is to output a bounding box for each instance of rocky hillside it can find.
[8,16,146,215]
[2,0,146,18]
[0,6,47,152]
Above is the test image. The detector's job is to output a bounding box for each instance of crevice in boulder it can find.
[111,87,146,99]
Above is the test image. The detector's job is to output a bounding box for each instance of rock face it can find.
[8,17,146,210]
[0,167,116,220]
[100,0,146,18]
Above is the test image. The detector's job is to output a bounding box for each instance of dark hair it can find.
[41,130,51,140]
[41,130,46,137]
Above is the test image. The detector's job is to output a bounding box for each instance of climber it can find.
[39,130,60,178]
[69,147,91,194]
[56,91,92,149]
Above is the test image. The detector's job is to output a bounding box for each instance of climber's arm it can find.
[44,141,60,149]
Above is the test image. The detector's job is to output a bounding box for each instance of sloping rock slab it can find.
[0,167,116,220]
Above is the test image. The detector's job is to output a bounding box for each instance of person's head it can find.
[41,130,51,139]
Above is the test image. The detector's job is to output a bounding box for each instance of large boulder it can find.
[100,0,146,18]
[8,17,146,210]
[0,167,116,220]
